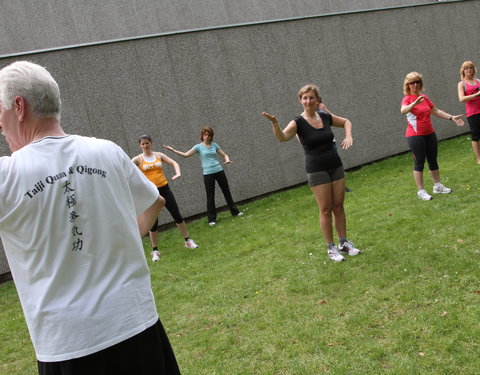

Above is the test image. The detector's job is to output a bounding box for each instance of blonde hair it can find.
[403,72,424,95]
[298,84,320,101]
[460,61,476,80]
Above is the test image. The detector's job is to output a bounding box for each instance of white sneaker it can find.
[433,183,452,194]
[339,240,361,256]
[235,212,244,217]
[417,189,432,201]
[185,239,199,249]
[328,246,345,262]
[209,221,216,227]
[151,250,161,261]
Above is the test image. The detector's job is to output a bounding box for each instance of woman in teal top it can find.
[164,126,242,226]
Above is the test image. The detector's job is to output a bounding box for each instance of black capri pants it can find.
[467,113,480,142]
[150,184,183,232]
[406,132,439,172]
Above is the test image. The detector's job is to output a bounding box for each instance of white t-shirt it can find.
[0,135,160,362]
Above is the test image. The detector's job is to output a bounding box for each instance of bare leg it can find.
[413,170,424,190]
[331,178,347,239]
[176,221,189,239]
[429,169,440,184]
[472,141,480,164]
[149,230,158,248]
[311,183,334,243]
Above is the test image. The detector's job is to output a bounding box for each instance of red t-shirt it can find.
[401,95,435,137]
[462,80,480,118]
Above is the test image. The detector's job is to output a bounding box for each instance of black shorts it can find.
[37,320,181,375]
[307,166,345,186]
[467,113,480,141]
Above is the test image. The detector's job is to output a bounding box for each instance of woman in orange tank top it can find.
[132,135,198,261]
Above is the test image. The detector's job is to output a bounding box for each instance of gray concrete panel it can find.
[1,2,478,275]
[1,0,437,56]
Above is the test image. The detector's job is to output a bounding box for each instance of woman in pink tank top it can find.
[458,61,480,164]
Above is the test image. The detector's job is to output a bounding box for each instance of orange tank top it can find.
[139,153,168,188]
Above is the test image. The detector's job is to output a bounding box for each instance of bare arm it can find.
[458,80,480,102]
[158,152,181,180]
[331,113,353,149]
[217,148,232,164]
[137,196,165,236]
[401,95,425,114]
[318,103,332,114]
[261,112,297,142]
[431,107,464,126]
[163,145,197,158]
[131,155,141,167]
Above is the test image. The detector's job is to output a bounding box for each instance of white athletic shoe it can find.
[151,250,161,262]
[417,189,433,201]
[339,240,361,256]
[328,246,345,262]
[185,239,199,249]
[433,183,452,194]
[209,221,216,227]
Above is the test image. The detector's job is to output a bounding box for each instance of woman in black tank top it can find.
[261,84,361,262]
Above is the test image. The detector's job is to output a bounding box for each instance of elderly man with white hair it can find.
[0,61,181,375]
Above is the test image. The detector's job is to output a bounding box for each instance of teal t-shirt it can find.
[193,142,223,175]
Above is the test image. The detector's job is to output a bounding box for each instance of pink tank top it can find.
[463,80,480,117]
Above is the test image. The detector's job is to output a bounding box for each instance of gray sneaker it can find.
[339,240,361,256]
[184,239,199,249]
[151,250,161,262]
[328,245,345,262]
[417,189,433,201]
[433,183,452,194]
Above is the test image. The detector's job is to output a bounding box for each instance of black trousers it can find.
[407,132,439,172]
[203,170,239,222]
[37,320,181,375]
[150,184,184,231]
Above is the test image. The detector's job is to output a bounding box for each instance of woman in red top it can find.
[401,72,464,201]
[457,61,480,164]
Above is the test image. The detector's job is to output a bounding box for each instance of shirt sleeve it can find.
[424,96,434,109]
[116,145,159,215]
[401,96,413,106]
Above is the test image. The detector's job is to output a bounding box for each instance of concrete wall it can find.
[0,0,436,56]
[0,1,478,277]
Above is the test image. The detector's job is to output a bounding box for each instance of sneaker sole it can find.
[418,196,433,200]
[339,250,361,256]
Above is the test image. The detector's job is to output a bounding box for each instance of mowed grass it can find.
[1,135,479,374]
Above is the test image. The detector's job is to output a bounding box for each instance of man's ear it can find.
[13,96,26,122]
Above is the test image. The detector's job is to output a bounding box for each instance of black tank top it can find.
[295,112,343,173]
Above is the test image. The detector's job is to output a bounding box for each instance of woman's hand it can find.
[413,96,425,105]
[163,145,173,151]
[261,112,277,123]
[261,112,297,142]
[341,135,353,149]
[401,96,425,114]
[171,173,181,180]
[452,115,465,127]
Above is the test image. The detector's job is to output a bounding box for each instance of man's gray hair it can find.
[0,61,61,119]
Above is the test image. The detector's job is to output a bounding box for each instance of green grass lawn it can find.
[1,135,480,374]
